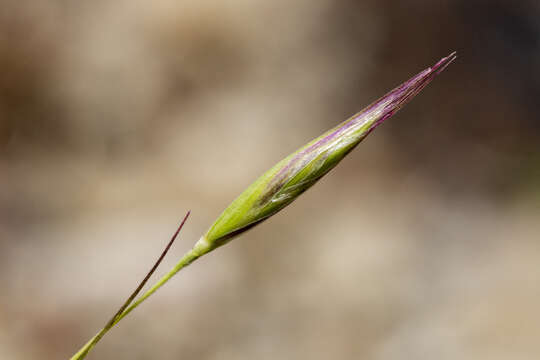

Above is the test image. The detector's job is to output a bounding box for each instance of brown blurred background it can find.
[1,0,539,359]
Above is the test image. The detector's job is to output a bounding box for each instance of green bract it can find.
[197,51,457,254]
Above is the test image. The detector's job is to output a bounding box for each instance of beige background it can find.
[1,0,539,359]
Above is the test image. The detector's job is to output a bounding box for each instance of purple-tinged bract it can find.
[196,52,457,253]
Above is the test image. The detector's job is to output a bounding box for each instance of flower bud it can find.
[195,52,456,254]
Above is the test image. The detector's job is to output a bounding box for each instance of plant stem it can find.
[113,245,204,325]
[70,213,205,360]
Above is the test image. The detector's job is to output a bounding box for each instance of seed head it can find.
[195,52,457,254]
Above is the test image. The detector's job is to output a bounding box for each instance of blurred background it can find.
[1,0,539,359]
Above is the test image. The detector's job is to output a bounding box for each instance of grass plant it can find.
[70,52,456,359]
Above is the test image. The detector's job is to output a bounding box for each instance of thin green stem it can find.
[112,247,202,326]
[70,248,203,360]
[70,213,200,360]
